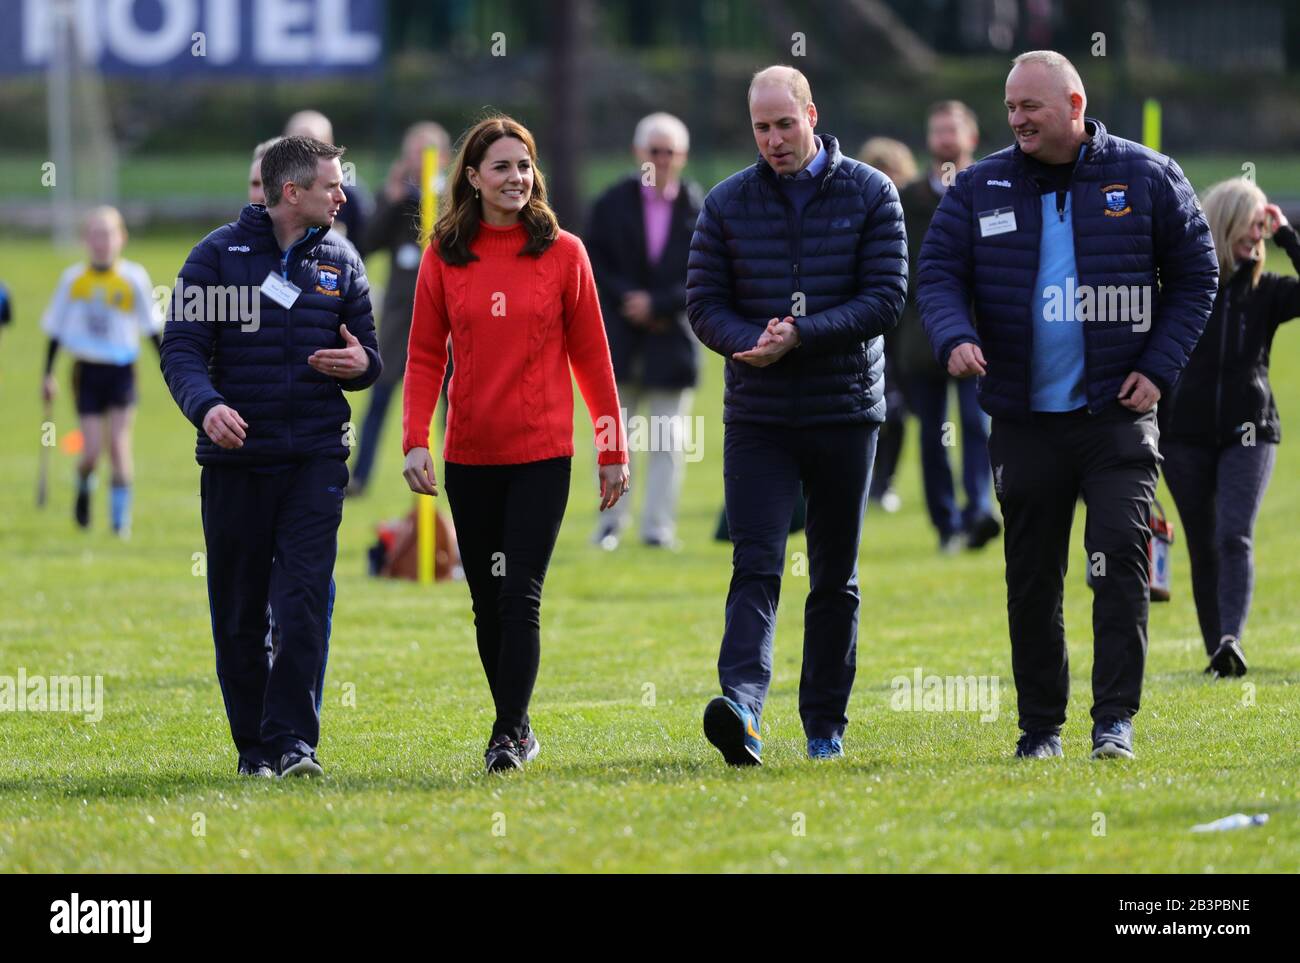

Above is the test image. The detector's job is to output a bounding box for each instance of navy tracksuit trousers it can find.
[719,421,878,741]
[200,457,347,765]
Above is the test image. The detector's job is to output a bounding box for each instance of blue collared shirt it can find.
[783,139,827,181]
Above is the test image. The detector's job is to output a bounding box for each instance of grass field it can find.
[1,229,1298,874]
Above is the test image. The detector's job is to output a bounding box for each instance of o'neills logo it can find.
[50,894,151,943]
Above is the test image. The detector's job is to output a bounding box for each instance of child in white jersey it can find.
[41,207,161,537]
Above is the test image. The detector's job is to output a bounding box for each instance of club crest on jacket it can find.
[1102,184,1131,217]
[315,264,342,296]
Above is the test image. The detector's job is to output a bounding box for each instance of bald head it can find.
[285,110,334,145]
[1005,50,1088,164]
[1010,51,1086,108]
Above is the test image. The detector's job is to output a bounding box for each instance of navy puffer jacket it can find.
[161,204,381,466]
[917,119,1217,422]
[686,133,907,425]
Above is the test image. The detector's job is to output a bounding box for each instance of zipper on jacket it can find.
[278,227,319,452]
[1020,176,1043,413]
[1061,143,1090,408]
[780,191,803,425]
[794,162,839,422]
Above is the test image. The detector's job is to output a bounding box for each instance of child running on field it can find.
[41,206,162,537]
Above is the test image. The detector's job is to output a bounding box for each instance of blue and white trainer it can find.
[1091,717,1134,760]
[807,738,844,760]
[703,696,762,766]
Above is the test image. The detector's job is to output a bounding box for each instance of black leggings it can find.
[1161,440,1276,655]
[443,457,571,741]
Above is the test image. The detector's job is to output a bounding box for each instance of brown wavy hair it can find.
[432,114,559,265]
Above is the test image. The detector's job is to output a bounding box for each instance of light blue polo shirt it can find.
[1030,187,1086,411]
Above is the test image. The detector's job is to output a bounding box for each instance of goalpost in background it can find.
[46,0,119,247]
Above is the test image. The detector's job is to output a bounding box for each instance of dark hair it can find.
[261,136,346,207]
[928,99,979,137]
[433,115,558,266]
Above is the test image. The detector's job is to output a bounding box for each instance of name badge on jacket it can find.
[260,271,301,309]
[978,207,1017,237]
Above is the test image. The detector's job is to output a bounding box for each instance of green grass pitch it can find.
[0,230,1297,872]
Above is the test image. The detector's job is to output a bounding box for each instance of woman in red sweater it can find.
[402,115,629,772]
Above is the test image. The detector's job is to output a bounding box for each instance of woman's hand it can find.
[403,447,438,496]
[598,463,629,512]
[1265,202,1289,236]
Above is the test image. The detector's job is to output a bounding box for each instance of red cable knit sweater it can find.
[402,221,627,466]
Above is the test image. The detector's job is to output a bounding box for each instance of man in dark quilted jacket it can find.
[161,136,381,779]
[917,51,1217,761]
[688,65,907,765]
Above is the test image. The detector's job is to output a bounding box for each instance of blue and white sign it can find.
[0,0,384,75]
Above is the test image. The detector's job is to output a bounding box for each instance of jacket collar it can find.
[756,133,843,186]
[1013,117,1108,170]
[238,204,329,258]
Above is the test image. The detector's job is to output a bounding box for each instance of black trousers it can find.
[988,405,1159,732]
[200,458,346,764]
[720,421,877,741]
[443,457,571,742]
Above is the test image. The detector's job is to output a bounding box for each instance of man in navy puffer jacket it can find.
[918,51,1217,761]
[688,65,907,765]
[162,136,381,779]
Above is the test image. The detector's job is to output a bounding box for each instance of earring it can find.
[474,188,480,200]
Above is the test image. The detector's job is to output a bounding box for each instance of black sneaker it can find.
[278,750,323,778]
[1091,717,1134,759]
[485,733,524,772]
[74,486,91,529]
[966,513,1002,550]
[1206,636,1248,678]
[1014,730,1063,759]
[517,727,541,763]
[237,758,275,779]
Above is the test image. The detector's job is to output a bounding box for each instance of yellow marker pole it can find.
[1142,98,1161,153]
[417,146,440,585]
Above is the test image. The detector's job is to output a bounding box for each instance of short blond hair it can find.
[1010,49,1086,110]
[83,205,125,235]
[748,65,812,111]
[858,137,917,187]
[1202,178,1267,289]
